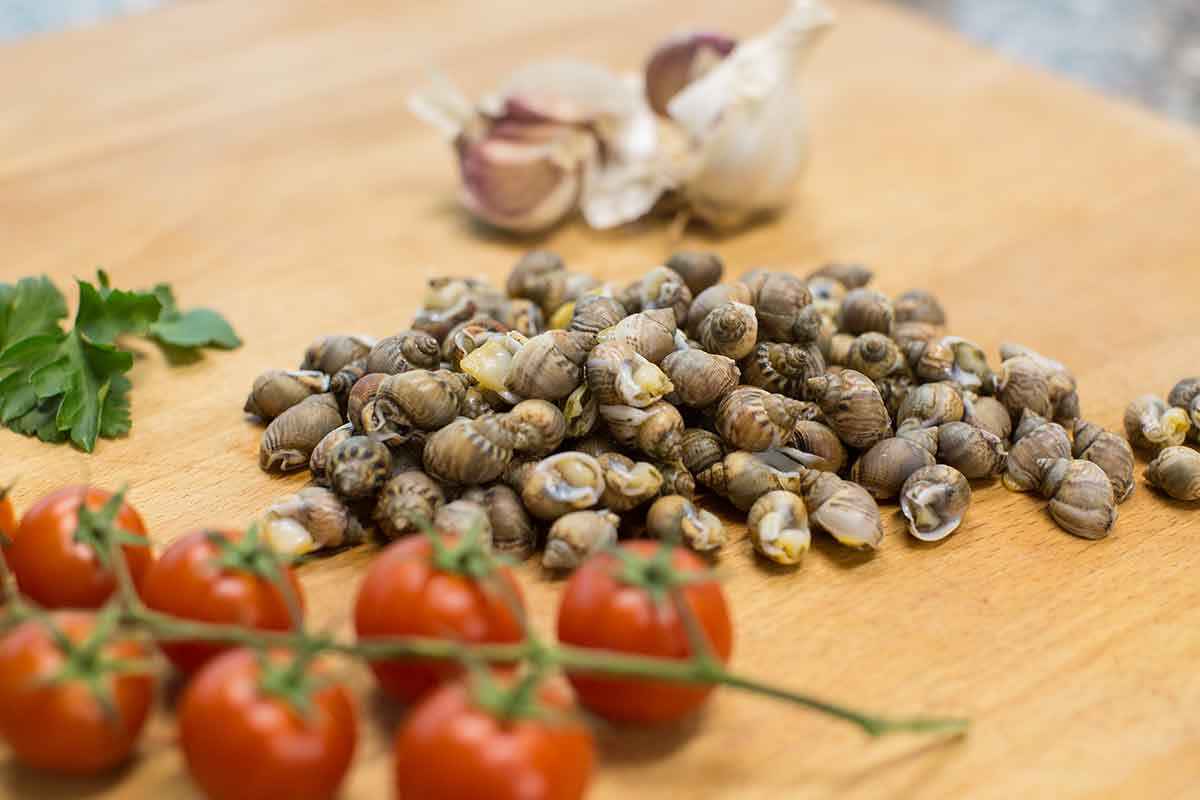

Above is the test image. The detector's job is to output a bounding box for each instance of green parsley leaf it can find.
[0,276,67,352]
[76,274,163,345]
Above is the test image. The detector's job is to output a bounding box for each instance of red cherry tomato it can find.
[0,612,154,774]
[140,529,303,675]
[4,485,152,609]
[353,535,524,703]
[556,540,733,724]
[394,676,594,800]
[179,648,357,800]
[0,489,15,543]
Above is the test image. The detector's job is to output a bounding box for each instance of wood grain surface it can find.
[2,1,1200,797]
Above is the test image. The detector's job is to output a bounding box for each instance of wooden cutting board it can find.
[2,0,1199,797]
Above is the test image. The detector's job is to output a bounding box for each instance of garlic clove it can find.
[645,31,737,117]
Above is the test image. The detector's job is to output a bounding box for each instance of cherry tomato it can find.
[140,529,303,675]
[394,676,594,800]
[179,648,357,800]
[353,535,524,703]
[556,540,733,724]
[0,612,154,774]
[0,488,15,543]
[4,485,152,609]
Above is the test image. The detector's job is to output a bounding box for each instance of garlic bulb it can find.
[665,0,834,228]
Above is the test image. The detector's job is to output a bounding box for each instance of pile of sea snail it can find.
[242,251,1198,570]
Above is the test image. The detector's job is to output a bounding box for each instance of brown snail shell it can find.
[569,294,627,337]
[943,337,995,395]
[1035,458,1117,539]
[261,486,365,556]
[890,321,941,351]
[661,349,739,408]
[837,288,894,336]
[799,470,883,550]
[543,510,620,571]
[850,437,936,500]
[806,276,846,319]
[806,262,873,289]
[904,338,954,384]
[499,298,544,338]
[310,422,355,485]
[598,401,684,462]
[424,276,506,316]
[806,369,892,449]
[744,272,815,343]
[347,373,387,434]
[996,355,1054,422]
[825,333,855,367]
[1072,420,1135,503]
[893,289,946,326]
[507,330,594,401]
[647,495,726,552]
[896,381,964,430]
[521,451,606,521]
[597,309,676,364]
[374,470,446,539]
[587,340,674,408]
[596,453,663,512]
[635,266,692,327]
[423,415,516,485]
[1002,410,1071,492]
[366,330,441,375]
[698,301,758,361]
[506,250,564,305]
[245,369,330,420]
[899,465,970,542]
[330,358,369,401]
[1124,394,1191,452]
[259,393,343,473]
[655,462,696,499]
[505,399,568,457]
[680,428,725,476]
[442,320,508,370]
[301,334,375,375]
[875,375,914,421]
[847,333,908,381]
[687,282,753,338]
[433,500,494,547]
[501,457,538,493]
[459,387,497,419]
[571,435,622,460]
[329,435,392,500]
[697,450,805,511]
[963,393,1013,443]
[715,386,807,452]
[460,485,536,560]
[1144,446,1200,501]
[935,421,1007,480]
[739,342,824,400]
[790,420,847,473]
[459,332,527,401]
[747,490,810,564]
[1167,377,1200,435]
[666,251,724,295]
[562,383,598,439]
[373,370,468,442]
[412,297,479,342]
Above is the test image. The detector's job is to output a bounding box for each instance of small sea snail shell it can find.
[244,369,330,420]
[373,370,468,442]
[943,337,995,395]
[847,332,908,381]
[661,349,739,408]
[347,373,387,434]
[328,436,392,500]
[259,393,343,473]
[837,288,894,335]
[596,308,677,364]
[876,375,914,421]
[903,337,955,384]
[433,500,494,547]
[743,272,815,343]
[680,428,726,476]
[520,451,606,521]
[666,251,724,295]
[747,490,810,565]
[1072,420,1135,503]
[799,470,883,550]
[568,294,627,337]
[714,386,807,452]
[587,340,674,408]
[935,421,1007,480]
[698,301,758,361]
[1167,377,1200,436]
[500,298,544,338]
[963,393,1013,443]
[655,462,696,499]
[366,330,441,375]
[806,369,892,449]
[374,470,447,539]
[1145,446,1200,501]
[506,250,564,305]
[458,386,497,419]
[543,510,620,571]
[596,453,663,513]
[899,465,970,542]
[996,355,1054,422]
[459,332,526,401]
[739,342,824,400]
[806,262,873,290]
[790,420,847,474]
[687,282,752,338]
[329,359,368,401]
[635,265,692,326]
[806,276,846,319]
[890,321,941,352]
[825,333,855,367]
[896,381,964,430]
[301,334,376,375]
[1034,458,1117,540]
[697,450,805,512]
[504,399,567,457]
[850,437,936,500]
[893,289,946,326]
[647,495,727,552]
[441,320,508,370]
[1124,394,1191,452]
[562,383,598,439]
[506,330,594,401]
[422,415,516,485]
[1002,410,1071,492]
[310,422,354,485]
[261,486,365,557]
[598,401,685,462]
[461,485,536,560]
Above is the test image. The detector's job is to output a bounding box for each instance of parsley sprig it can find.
[0,271,240,452]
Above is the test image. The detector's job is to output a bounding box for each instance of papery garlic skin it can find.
[666,0,834,229]
[645,31,737,117]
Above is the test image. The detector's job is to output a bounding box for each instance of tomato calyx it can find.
[467,665,559,724]
[255,647,324,718]
[208,524,288,583]
[426,525,498,580]
[40,606,154,721]
[608,541,712,604]
[72,486,148,569]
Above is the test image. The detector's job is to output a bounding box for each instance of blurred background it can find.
[2,0,1198,124]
